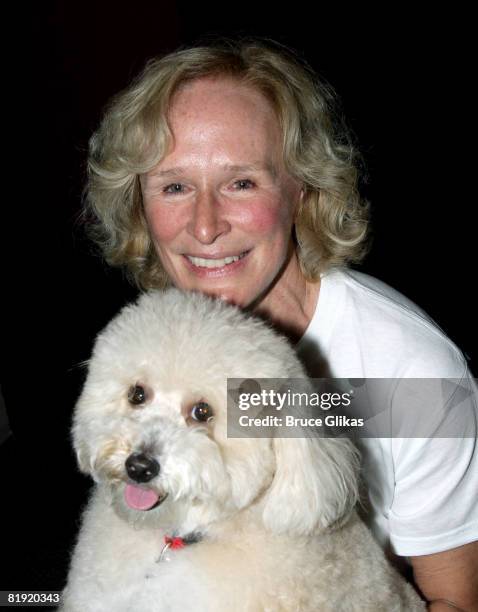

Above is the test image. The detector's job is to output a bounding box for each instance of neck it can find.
[251,250,320,344]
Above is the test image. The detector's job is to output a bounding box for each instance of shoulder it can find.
[337,267,443,334]
[316,268,467,378]
[324,268,468,378]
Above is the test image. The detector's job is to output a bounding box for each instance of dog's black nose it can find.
[125,452,160,483]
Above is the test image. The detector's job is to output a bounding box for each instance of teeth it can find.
[187,253,246,268]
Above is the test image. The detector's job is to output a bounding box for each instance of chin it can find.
[177,280,255,308]
[204,289,252,308]
[61,289,425,612]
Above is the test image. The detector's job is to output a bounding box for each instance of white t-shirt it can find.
[296,267,478,557]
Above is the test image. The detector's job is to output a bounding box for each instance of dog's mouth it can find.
[124,483,168,511]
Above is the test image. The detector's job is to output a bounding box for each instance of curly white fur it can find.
[61,289,425,611]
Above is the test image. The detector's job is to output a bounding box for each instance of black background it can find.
[1,2,475,594]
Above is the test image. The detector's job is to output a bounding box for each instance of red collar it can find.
[164,536,187,550]
[157,532,203,562]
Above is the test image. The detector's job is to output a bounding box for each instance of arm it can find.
[410,541,478,611]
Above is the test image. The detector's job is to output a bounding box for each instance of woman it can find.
[84,39,477,610]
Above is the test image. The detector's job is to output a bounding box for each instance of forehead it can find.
[167,76,281,144]
[170,75,275,112]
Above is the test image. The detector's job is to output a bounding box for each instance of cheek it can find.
[93,437,134,481]
[144,204,185,244]
[238,198,294,238]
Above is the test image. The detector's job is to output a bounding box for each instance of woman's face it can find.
[140,76,303,307]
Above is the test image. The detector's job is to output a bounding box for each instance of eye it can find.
[163,183,184,194]
[190,401,214,423]
[128,384,148,406]
[234,179,255,190]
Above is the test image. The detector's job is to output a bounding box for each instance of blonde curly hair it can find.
[85,37,370,289]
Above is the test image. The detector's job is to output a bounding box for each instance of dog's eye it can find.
[191,401,214,422]
[128,384,148,406]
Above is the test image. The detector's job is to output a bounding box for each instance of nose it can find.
[125,452,160,483]
[187,190,231,244]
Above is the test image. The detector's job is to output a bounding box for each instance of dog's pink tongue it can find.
[124,484,160,510]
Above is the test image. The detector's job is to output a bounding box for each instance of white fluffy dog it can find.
[62,289,424,611]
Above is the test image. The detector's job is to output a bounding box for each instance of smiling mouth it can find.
[185,251,249,268]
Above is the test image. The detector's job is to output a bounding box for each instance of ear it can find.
[261,436,359,536]
[72,417,98,481]
[71,394,102,482]
[74,439,91,475]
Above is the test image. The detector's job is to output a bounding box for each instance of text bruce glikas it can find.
[237,389,365,428]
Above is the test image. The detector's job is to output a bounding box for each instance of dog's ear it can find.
[72,418,97,479]
[261,436,359,536]
[74,437,94,476]
[71,393,102,482]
